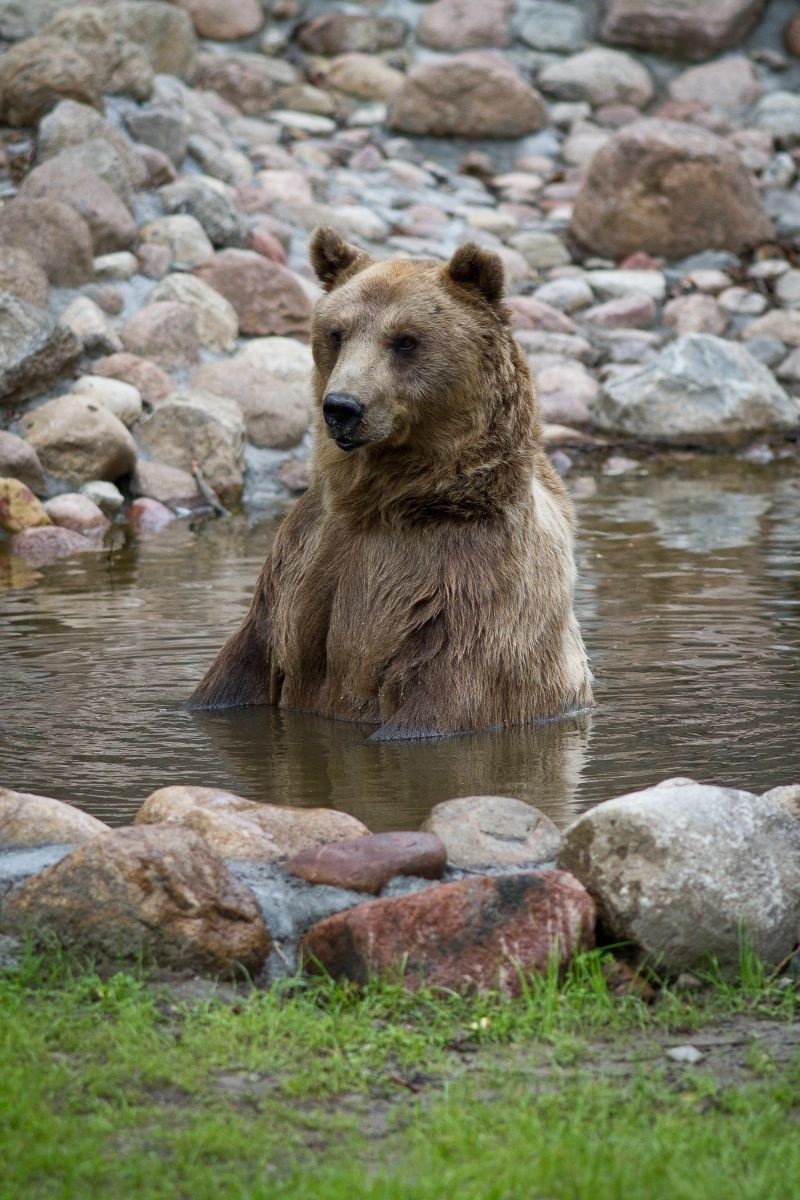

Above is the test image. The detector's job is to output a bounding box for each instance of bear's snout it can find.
[323,392,366,450]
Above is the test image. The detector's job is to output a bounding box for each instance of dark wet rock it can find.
[302,870,595,994]
[0,478,51,533]
[601,0,766,62]
[418,0,513,51]
[20,394,136,484]
[421,796,562,869]
[0,294,80,405]
[0,826,271,976]
[0,433,46,495]
[296,12,406,55]
[104,1,197,81]
[387,53,548,139]
[43,6,154,100]
[287,833,446,895]
[0,788,108,848]
[595,334,800,447]
[160,177,248,247]
[8,525,98,566]
[0,246,49,308]
[122,301,200,369]
[195,250,313,339]
[570,120,774,259]
[93,353,173,407]
[0,198,94,286]
[559,778,800,976]
[19,158,136,255]
[0,35,100,126]
[136,391,244,505]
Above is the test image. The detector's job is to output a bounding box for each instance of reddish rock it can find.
[19,158,136,255]
[131,460,201,505]
[506,296,576,335]
[296,12,406,55]
[93,353,173,406]
[302,870,596,994]
[668,56,763,115]
[287,832,446,894]
[175,0,263,39]
[601,0,767,62]
[122,301,200,368]
[137,243,173,279]
[8,526,97,567]
[250,226,288,264]
[127,497,177,533]
[620,251,663,271]
[582,292,656,328]
[194,250,313,339]
[278,457,312,493]
[0,198,94,287]
[418,0,512,50]
[0,825,271,976]
[195,51,290,116]
[43,493,110,533]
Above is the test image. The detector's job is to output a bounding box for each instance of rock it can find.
[517,2,587,53]
[663,294,727,336]
[302,870,595,994]
[122,302,200,369]
[774,270,800,309]
[418,0,512,51]
[8,525,97,566]
[191,359,311,449]
[0,246,49,307]
[559,778,800,975]
[0,826,270,976]
[125,105,189,167]
[160,177,247,248]
[194,251,313,339]
[127,497,177,533]
[275,84,337,118]
[80,480,123,516]
[0,478,51,533]
[752,92,800,147]
[741,310,800,346]
[104,1,197,81]
[43,6,154,101]
[786,15,800,57]
[139,215,213,271]
[250,167,314,208]
[94,251,138,281]
[36,101,144,187]
[131,461,200,506]
[135,785,369,861]
[534,277,594,313]
[718,286,766,316]
[776,348,800,384]
[387,53,548,139]
[287,833,446,895]
[20,394,136,484]
[595,334,800,447]
[0,788,108,848]
[570,120,774,259]
[600,0,766,61]
[509,231,570,270]
[582,292,656,329]
[175,0,263,40]
[0,36,100,126]
[194,51,292,116]
[763,784,800,822]
[236,336,313,382]
[506,297,575,334]
[0,198,93,286]
[325,54,404,102]
[744,335,787,368]
[421,796,562,869]
[296,12,406,55]
[71,375,142,427]
[43,492,110,533]
[150,275,238,353]
[538,48,653,109]
[0,433,46,494]
[19,158,136,255]
[668,57,762,115]
[536,363,599,424]
[59,297,122,355]
[93,353,173,406]
[0,294,80,405]
[136,391,245,505]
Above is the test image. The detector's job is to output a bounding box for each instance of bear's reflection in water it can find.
[187,706,592,832]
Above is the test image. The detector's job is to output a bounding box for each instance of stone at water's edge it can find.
[20,394,137,485]
[287,832,446,895]
[302,871,595,994]
[0,788,109,848]
[0,826,271,976]
[595,335,800,447]
[0,478,51,534]
[0,433,46,495]
[421,795,562,869]
[558,778,800,976]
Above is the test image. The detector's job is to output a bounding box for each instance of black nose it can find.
[323,392,364,435]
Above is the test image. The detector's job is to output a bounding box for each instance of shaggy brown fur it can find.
[187,228,592,739]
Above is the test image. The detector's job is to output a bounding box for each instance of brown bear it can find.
[187,227,592,739]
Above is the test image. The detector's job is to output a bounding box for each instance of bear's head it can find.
[309,226,512,455]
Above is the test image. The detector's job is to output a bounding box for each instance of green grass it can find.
[1,947,798,1200]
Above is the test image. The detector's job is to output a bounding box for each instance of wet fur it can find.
[187,230,592,738]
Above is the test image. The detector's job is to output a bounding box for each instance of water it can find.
[1,455,799,832]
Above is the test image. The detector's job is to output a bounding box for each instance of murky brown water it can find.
[1,456,799,832]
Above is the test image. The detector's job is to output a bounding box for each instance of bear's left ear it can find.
[446,243,505,305]
[310,225,372,292]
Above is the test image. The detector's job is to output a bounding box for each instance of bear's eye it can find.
[393,335,417,354]
[330,329,343,349]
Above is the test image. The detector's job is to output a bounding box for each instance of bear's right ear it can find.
[310,225,372,292]
[446,243,505,306]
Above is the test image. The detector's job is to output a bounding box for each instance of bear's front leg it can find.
[185,564,275,710]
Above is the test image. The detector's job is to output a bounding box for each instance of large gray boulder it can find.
[559,778,800,975]
[0,293,80,404]
[594,335,800,447]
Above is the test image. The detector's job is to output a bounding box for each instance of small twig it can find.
[192,460,230,518]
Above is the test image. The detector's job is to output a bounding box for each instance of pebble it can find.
[665,1045,705,1065]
